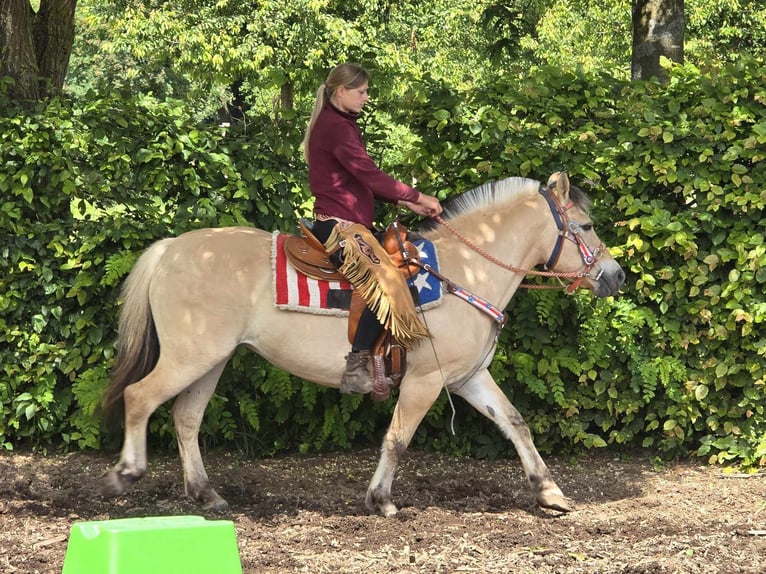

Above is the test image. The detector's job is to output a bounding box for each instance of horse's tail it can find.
[100,238,173,426]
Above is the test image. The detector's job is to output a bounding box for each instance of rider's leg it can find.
[340,308,383,394]
[353,308,383,352]
[310,218,376,394]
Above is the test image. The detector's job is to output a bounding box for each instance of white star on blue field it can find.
[408,240,442,305]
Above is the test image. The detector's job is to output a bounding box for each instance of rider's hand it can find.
[401,193,443,217]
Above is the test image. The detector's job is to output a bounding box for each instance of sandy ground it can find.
[1,449,765,573]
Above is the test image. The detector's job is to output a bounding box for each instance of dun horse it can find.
[100,172,625,515]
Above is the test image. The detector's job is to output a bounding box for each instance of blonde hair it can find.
[302,63,370,164]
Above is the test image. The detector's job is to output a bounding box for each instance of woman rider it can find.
[302,63,443,395]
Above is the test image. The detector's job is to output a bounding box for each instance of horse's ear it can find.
[547,171,570,202]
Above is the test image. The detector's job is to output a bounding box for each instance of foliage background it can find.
[1,0,765,467]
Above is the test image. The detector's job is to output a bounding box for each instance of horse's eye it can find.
[581,223,593,232]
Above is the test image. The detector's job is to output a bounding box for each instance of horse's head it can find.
[539,172,625,298]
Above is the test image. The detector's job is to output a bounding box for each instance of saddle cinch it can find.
[282,220,423,398]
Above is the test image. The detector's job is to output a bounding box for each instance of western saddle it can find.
[282,220,423,400]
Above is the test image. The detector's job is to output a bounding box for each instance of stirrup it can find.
[370,354,393,401]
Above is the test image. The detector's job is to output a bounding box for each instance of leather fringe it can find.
[324,223,430,349]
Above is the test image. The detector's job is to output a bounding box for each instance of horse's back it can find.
[155,226,272,277]
[172,225,272,251]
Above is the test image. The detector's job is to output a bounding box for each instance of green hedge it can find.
[403,57,766,466]
[1,58,764,467]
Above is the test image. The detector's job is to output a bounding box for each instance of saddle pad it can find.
[272,231,442,315]
[407,238,443,309]
[273,231,352,316]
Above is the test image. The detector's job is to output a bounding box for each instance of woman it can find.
[302,63,442,395]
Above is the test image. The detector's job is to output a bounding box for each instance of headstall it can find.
[535,184,606,293]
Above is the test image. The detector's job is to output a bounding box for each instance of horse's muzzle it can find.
[591,260,625,298]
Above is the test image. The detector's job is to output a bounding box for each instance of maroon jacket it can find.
[308,102,419,228]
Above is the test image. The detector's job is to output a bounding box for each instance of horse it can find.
[100,171,625,516]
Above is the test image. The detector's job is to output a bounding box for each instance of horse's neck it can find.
[430,203,542,308]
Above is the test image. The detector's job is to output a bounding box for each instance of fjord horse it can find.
[100,172,624,515]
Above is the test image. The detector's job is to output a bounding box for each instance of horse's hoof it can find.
[378,501,399,517]
[102,469,139,498]
[366,497,399,517]
[538,490,575,513]
[365,491,399,517]
[102,473,124,498]
[199,492,229,512]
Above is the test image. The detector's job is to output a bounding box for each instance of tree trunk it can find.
[0,0,40,102]
[0,0,77,104]
[631,0,685,82]
[35,0,77,98]
[280,81,294,111]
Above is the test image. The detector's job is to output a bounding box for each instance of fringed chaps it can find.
[324,223,430,349]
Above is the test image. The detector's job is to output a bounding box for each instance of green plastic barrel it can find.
[61,515,242,574]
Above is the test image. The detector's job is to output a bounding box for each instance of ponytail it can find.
[302,83,328,165]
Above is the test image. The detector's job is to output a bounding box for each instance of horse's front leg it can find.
[453,368,574,512]
[366,374,443,517]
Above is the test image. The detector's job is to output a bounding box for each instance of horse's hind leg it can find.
[454,368,574,512]
[172,358,230,511]
[103,360,221,499]
[365,374,443,517]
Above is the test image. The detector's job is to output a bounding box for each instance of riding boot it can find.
[340,350,373,394]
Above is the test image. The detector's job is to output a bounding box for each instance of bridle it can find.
[535,183,606,292]
[433,183,606,294]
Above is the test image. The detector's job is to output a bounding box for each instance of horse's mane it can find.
[420,176,592,232]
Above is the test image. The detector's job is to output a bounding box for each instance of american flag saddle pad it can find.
[272,231,443,315]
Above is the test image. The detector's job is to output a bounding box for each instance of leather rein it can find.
[432,184,606,294]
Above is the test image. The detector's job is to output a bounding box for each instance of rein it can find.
[432,185,605,294]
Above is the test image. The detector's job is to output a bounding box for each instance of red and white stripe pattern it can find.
[273,232,352,314]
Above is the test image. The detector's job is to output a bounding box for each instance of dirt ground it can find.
[1,448,764,574]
